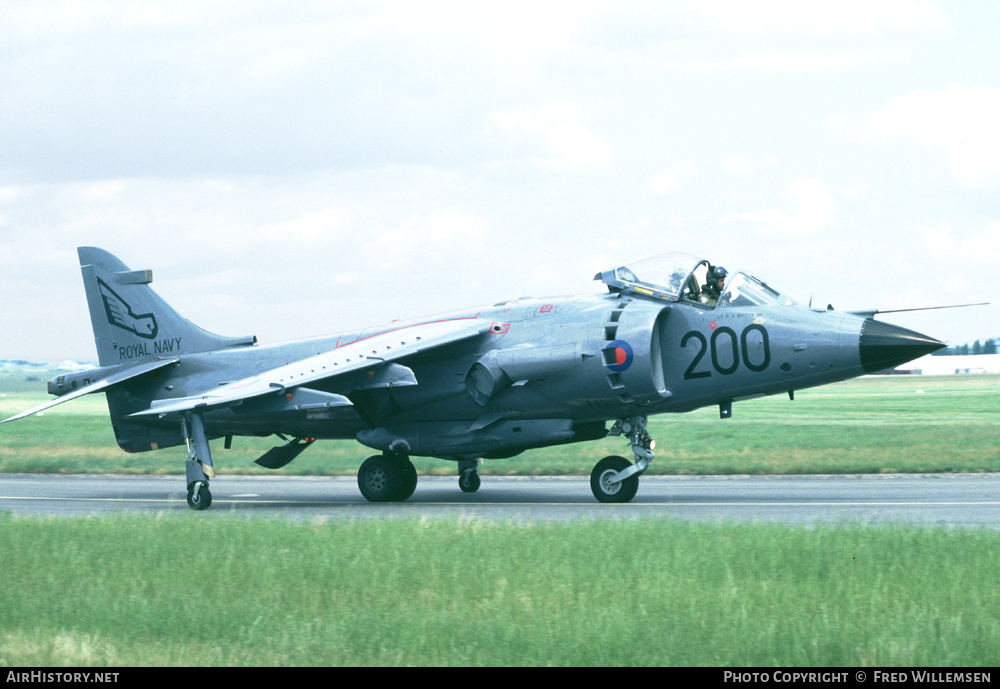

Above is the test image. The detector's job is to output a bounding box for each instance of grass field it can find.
[2,373,997,667]
[1,515,998,667]
[1,374,997,476]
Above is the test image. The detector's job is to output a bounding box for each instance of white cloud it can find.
[491,105,613,172]
[582,0,950,76]
[266,207,352,244]
[722,178,836,238]
[645,162,697,194]
[363,209,492,270]
[721,154,754,177]
[833,85,1000,187]
[698,0,950,36]
[726,48,901,73]
[917,220,1000,268]
[720,154,777,178]
[3,2,999,357]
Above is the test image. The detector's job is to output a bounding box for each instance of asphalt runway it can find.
[1,473,997,527]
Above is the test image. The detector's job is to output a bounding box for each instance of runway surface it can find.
[1,473,997,526]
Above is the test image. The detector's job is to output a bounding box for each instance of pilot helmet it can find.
[708,266,728,282]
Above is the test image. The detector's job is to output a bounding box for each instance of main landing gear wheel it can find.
[357,454,418,502]
[186,481,212,510]
[392,455,418,501]
[590,455,639,504]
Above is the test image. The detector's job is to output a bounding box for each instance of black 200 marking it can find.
[683,324,770,379]
[741,323,770,372]
[710,327,739,375]
[681,331,711,379]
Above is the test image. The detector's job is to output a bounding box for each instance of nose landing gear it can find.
[590,416,654,503]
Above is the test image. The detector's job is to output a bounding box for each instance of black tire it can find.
[459,469,481,493]
[358,455,400,502]
[186,482,212,510]
[388,455,418,501]
[590,455,638,503]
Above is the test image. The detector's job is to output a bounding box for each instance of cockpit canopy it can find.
[595,252,794,308]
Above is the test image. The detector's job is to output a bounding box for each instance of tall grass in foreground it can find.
[1,514,997,666]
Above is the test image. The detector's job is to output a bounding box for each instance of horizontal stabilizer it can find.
[2,358,179,424]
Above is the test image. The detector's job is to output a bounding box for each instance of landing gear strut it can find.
[357,452,418,502]
[590,416,654,503]
[183,413,214,511]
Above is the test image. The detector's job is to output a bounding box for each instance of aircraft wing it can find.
[2,358,180,424]
[130,317,491,418]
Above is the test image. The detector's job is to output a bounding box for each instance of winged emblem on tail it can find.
[97,277,158,340]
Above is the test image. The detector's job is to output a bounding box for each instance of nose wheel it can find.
[590,416,654,503]
[591,456,638,503]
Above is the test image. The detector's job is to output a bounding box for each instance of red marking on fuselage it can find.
[616,347,628,366]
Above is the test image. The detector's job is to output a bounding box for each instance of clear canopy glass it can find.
[598,252,705,302]
[597,252,794,308]
[719,273,789,308]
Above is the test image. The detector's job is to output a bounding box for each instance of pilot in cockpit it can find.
[699,265,728,306]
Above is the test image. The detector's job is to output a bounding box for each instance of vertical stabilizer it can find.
[78,247,256,367]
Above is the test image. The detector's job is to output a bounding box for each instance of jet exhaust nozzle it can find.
[859,319,946,374]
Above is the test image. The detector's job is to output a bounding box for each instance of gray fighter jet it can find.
[4,248,949,508]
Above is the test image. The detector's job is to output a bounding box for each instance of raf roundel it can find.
[604,340,634,373]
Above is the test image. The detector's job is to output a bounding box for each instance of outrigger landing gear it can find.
[183,413,215,511]
[590,416,654,503]
[458,459,481,493]
[187,481,212,510]
[357,452,418,502]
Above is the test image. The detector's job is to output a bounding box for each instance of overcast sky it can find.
[1,0,998,362]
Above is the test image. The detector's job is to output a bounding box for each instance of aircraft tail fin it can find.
[78,247,256,367]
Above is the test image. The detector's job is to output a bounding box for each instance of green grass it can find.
[2,374,998,667]
[2,375,998,476]
[0,515,997,666]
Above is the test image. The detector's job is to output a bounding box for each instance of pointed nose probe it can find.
[858,319,947,374]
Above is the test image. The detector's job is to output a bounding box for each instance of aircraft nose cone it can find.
[859,319,946,373]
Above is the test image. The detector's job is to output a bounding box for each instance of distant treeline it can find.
[932,338,999,356]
